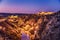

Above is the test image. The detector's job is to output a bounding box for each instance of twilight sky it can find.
[0,0,60,13]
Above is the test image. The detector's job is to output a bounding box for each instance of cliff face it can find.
[0,11,60,40]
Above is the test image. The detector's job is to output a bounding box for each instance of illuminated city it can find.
[0,0,60,40]
[0,11,60,40]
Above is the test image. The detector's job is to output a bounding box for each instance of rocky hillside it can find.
[39,11,60,40]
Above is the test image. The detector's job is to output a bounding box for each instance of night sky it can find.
[0,0,60,13]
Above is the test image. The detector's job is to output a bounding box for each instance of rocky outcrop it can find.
[39,11,60,40]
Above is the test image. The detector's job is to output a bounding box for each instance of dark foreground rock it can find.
[39,11,60,40]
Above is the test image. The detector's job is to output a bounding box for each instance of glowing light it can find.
[38,12,54,15]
